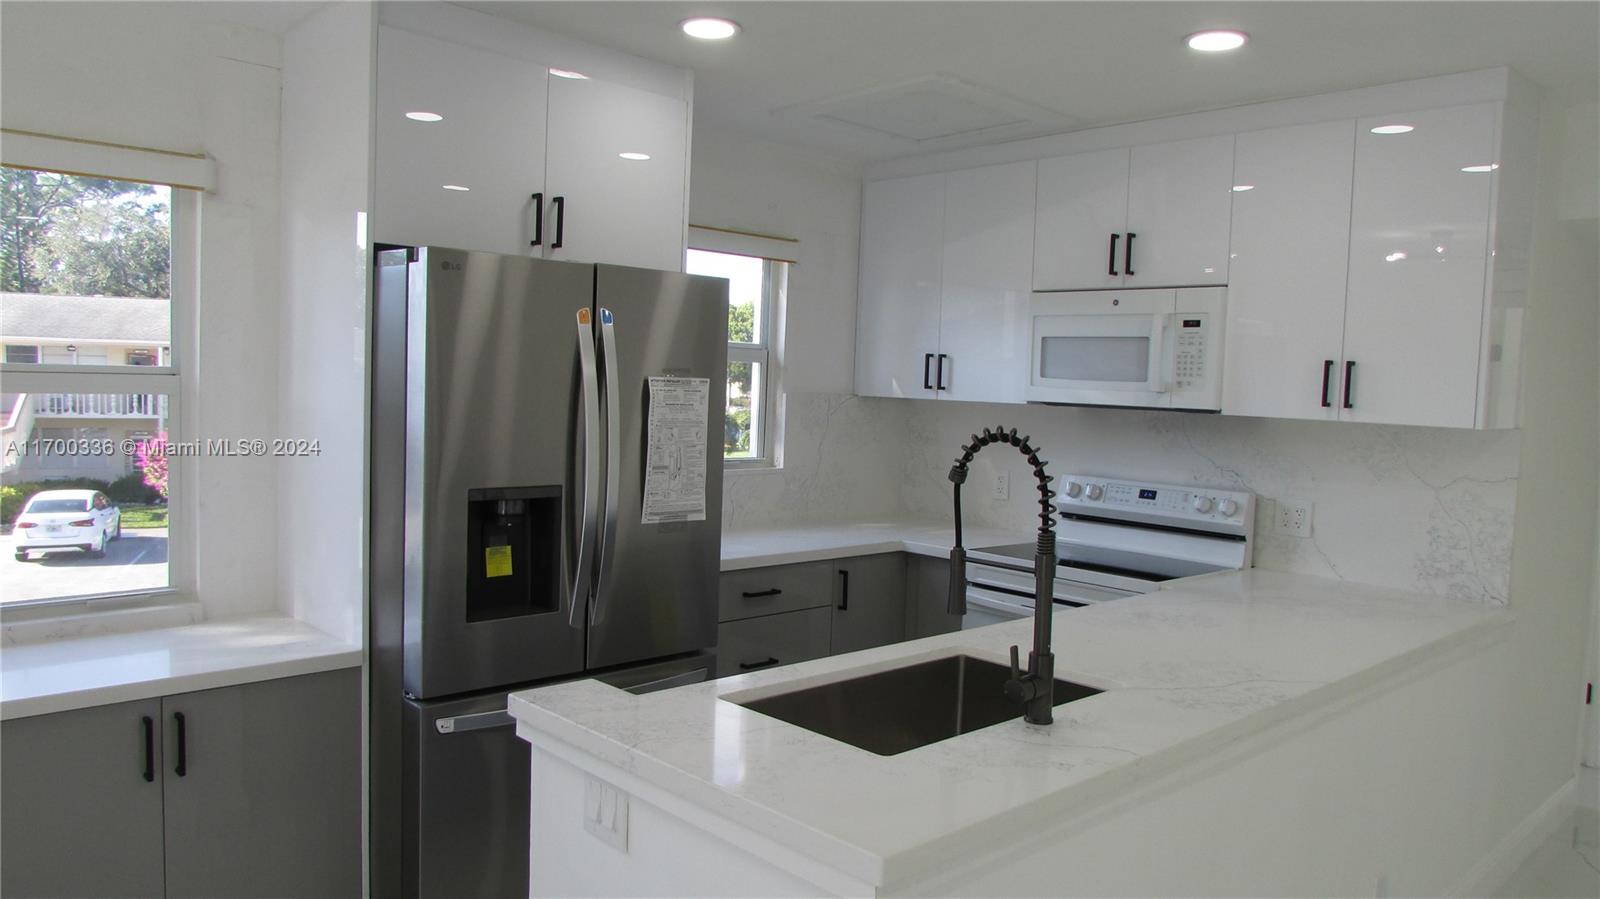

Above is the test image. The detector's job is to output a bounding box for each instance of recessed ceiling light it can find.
[442,184,470,192]
[1385,251,1408,262]
[549,68,589,80]
[1370,124,1414,135]
[1231,184,1255,192]
[1185,30,1248,52]
[405,111,443,123]
[1460,163,1500,173]
[618,152,651,161]
[680,17,740,40]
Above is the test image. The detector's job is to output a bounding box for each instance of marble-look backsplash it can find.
[898,401,1521,603]
[728,393,1522,604]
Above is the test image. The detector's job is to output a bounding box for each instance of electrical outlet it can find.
[583,775,629,852]
[993,470,1010,501]
[1274,498,1313,538]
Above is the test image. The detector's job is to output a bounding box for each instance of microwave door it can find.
[1029,312,1173,407]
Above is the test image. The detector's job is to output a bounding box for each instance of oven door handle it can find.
[964,585,1036,618]
[1146,313,1169,394]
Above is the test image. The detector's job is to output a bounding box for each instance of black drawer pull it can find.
[837,569,850,611]
[739,657,780,671]
[741,588,782,598]
[141,716,155,783]
[173,711,187,777]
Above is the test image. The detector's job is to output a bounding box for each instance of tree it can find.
[1,168,169,297]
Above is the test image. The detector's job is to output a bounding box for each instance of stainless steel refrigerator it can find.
[369,246,727,898]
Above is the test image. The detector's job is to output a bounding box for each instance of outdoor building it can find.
[1,292,170,482]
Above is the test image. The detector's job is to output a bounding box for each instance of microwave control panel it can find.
[1172,315,1208,392]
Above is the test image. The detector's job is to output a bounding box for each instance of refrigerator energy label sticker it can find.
[484,545,513,578]
[642,376,710,525]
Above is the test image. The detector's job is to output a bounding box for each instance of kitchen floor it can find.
[1489,797,1600,899]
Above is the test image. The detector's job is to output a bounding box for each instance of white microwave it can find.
[1027,287,1225,410]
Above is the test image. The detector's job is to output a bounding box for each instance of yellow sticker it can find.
[484,545,513,578]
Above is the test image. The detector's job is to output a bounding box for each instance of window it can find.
[685,246,788,464]
[1,168,183,606]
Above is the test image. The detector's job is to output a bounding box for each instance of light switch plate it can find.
[583,775,629,852]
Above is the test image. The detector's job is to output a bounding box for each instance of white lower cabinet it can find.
[856,162,1036,403]
[1,669,361,899]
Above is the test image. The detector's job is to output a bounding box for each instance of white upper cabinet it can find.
[938,160,1037,403]
[544,76,688,272]
[1223,120,1356,420]
[373,15,690,270]
[1033,148,1129,291]
[1124,135,1235,287]
[1340,103,1499,428]
[856,173,945,399]
[375,25,548,257]
[1033,135,1233,291]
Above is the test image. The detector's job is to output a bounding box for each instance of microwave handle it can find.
[1146,314,1169,393]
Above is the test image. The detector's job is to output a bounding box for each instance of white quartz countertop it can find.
[721,520,1019,570]
[510,569,1511,888]
[1,616,361,720]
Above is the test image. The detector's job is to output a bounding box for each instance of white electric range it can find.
[961,476,1257,628]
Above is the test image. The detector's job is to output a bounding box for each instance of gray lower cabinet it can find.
[2,698,167,899]
[716,607,832,677]
[904,554,963,639]
[830,553,907,654]
[0,668,360,899]
[162,668,362,899]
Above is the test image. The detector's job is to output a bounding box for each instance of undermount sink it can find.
[731,655,1103,756]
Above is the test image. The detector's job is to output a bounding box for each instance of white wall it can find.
[277,3,374,645]
[1,2,284,620]
[691,126,908,529]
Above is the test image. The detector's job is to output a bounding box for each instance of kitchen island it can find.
[510,570,1528,897]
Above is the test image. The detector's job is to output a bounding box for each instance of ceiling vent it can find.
[777,74,1076,150]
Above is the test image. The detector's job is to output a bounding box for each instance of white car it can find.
[13,489,122,561]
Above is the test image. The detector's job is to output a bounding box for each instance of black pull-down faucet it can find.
[946,426,1058,726]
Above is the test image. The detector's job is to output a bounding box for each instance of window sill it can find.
[1,595,201,647]
[725,460,782,474]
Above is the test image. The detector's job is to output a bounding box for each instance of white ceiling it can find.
[460,1,1600,162]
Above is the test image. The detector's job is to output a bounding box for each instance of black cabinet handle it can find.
[923,353,934,390]
[1320,360,1335,408]
[1124,232,1136,276]
[1343,360,1356,409]
[837,569,849,611]
[529,192,543,247]
[1108,233,1120,276]
[551,195,565,249]
[173,711,187,777]
[738,657,780,671]
[741,588,782,598]
[936,354,948,391]
[141,716,155,783]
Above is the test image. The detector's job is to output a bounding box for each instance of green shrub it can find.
[107,472,163,504]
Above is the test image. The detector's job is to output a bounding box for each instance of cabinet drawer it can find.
[718,561,833,622]
[716,607,832,677]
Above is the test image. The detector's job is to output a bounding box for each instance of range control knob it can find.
[1063,481,1083,499]
[1218,499,1240,517]
[1085,484,1104,501]
[1193,496,1215,514]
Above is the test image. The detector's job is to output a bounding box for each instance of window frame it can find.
[0,178,196,612]
[685,234,792,470]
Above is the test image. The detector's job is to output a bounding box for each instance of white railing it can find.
[32,393,167,418]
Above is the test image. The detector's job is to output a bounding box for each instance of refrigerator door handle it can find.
[570,309,601,628]
[593,308,622,626]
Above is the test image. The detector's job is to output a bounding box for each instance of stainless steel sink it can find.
[731,655,1102,756]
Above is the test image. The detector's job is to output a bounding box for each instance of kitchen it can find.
[0,2,1596,898]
